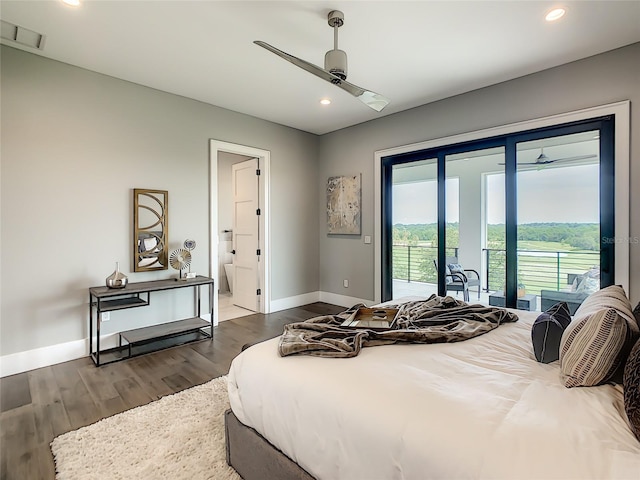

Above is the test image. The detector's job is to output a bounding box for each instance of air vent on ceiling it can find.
[1,20,46,50]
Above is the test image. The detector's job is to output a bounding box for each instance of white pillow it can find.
[560,308,628,387]
[574,284,638,334]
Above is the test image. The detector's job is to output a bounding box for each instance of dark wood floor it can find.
[0,302,344,480]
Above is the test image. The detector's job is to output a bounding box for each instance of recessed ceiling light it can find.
[545,7,566,22]
[62,0,81,6]
[320,98,331,105]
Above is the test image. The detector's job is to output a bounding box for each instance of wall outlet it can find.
[343,279,349,288]
[101,312,110,322]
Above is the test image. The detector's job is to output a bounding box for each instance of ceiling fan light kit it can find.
[254,9,390,112]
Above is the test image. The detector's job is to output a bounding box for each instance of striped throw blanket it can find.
[278,295,518,358]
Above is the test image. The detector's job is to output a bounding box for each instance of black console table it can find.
[89,275,214,366]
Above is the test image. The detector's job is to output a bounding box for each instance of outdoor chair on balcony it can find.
[433,256,481,302]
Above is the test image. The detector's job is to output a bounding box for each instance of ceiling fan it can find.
[254,10,390,112]
[499,148,597,167]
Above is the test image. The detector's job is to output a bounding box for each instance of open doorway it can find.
[210,140,270,326]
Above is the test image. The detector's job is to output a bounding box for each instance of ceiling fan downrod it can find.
[325,10,347,82]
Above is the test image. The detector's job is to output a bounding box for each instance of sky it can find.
[392,164,600,225]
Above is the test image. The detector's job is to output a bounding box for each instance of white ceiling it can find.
[2,1,639,135]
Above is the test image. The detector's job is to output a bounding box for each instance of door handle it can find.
[231,250,236,254]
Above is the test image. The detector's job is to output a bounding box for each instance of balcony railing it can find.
[392,245,458,283]
[483,248,599,296]
[392,244,599,296]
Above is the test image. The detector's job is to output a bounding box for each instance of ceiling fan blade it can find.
[517,154,597,165]
[255,41,340,83]
[499,153,598,166]
[254,41,389,112]
[551,154,597,163]
[332,78,390,112]
[497,161,552,165]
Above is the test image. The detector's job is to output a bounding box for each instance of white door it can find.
[232,158,260,311]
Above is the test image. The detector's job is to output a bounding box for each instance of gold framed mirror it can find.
[133,188,168,272]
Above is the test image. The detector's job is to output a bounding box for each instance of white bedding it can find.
[227,301,640,480]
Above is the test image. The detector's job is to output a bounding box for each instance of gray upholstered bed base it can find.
[225,409,316,480]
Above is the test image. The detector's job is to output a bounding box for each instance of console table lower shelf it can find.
[90,317,212,366]
[89,276,214,366]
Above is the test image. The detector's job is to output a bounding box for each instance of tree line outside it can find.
[393,222,600,294]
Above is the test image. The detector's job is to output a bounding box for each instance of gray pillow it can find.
[447,263,466,284]
[447,263,464,274]
[532,302,572,363]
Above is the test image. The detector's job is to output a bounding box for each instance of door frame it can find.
[209,140,271,326]
[373,101,630,304]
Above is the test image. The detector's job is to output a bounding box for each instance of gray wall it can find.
[2,42,638,360]
[1,45,320,356]
[317,42,640,303]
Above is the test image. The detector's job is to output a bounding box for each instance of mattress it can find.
[227,301,640,480]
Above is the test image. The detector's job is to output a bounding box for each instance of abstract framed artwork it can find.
[327,174,361,235]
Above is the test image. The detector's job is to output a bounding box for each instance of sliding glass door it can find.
[381,116,614,311]
[515,130,603,313]
[445,147,505,303]
[389,159,439,298]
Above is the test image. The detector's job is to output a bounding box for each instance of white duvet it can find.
[227,303,640,480]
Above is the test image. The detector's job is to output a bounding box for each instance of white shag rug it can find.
[50,375,241,480]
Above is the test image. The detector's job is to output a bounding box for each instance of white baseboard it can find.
[0,333,123,378]
[319,291,373,308]
[1,338,84,378]
[0,292,369,377]
[268,290,372,312]
[269,291,321,312]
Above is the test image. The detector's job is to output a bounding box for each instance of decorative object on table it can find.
[327,174,361,235]
[105,262,128,289]
[133,189,168,272]
[183,239,197,278]
[169,248,192,280]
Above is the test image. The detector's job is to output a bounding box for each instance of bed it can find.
[226,293,640,480]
